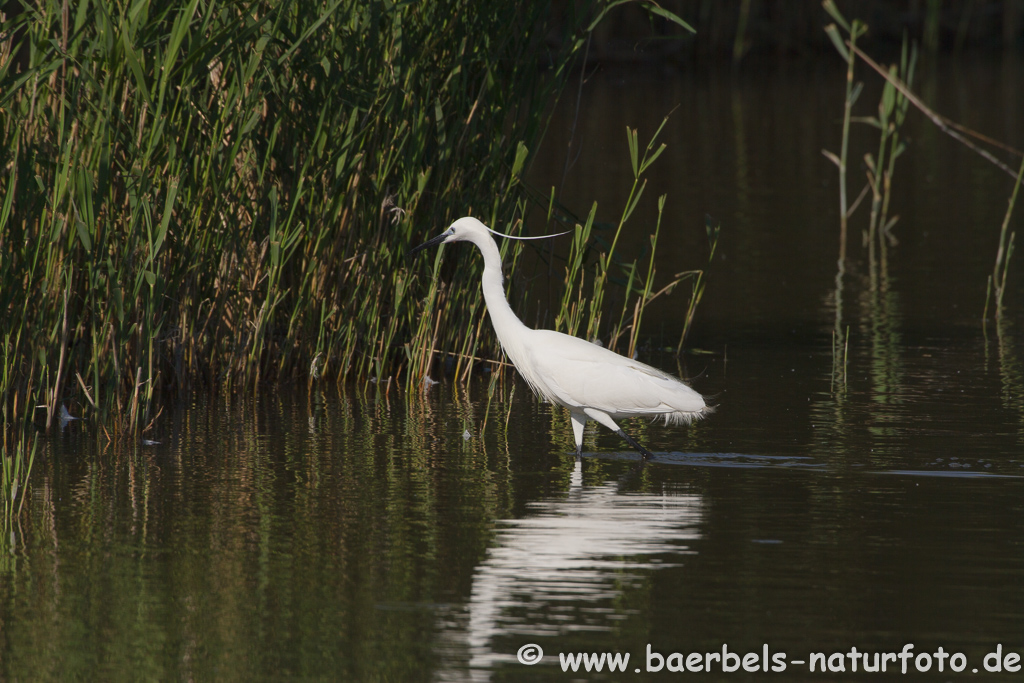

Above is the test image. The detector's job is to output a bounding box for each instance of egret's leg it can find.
[615,429,655,460]
[569,412,586,458]
[583,408,655,460]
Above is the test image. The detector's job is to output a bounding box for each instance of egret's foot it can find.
[616,429,655,460]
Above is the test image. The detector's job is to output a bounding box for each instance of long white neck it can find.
[471,234,531,358]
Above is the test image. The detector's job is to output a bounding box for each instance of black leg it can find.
[616,429,655,460]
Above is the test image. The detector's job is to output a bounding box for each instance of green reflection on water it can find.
[1,373,1023,681]
[1,388,516,681]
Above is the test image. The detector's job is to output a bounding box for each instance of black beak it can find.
[409,232,448,256]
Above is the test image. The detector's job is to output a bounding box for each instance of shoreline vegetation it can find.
[1,0,572,444]
[0,0,697,448]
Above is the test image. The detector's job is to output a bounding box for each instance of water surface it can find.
[3,56,1024,681]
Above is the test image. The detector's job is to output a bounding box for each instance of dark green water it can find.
[4,56,1024,681]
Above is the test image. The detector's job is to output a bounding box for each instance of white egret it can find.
[412,217,711,459]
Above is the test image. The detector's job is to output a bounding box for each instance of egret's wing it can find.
[527,331,704,419]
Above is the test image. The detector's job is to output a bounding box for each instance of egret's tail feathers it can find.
[659,403,714,426]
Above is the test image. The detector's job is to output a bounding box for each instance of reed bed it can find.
[0,0,592,437]
[1,0,700,458]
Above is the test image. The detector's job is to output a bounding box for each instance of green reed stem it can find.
[989,154,1024,319]
[823,1,868,261]
[2,434,38,521]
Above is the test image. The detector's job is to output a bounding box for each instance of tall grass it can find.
[821,5,919,395]
[545,120,716,359]
[820,1,1021,325]
[0,0,594,436]
[1,0,697,443]
[822,0,867,263]
[985,155,1023,320]
[2,434,37,524]
[862,37,917,256]
[552,121,673,351]
[821,1,865,393]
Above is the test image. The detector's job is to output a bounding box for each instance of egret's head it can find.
[409,217,489,255]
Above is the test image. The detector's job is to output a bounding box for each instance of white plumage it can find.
[412,216,710,459]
